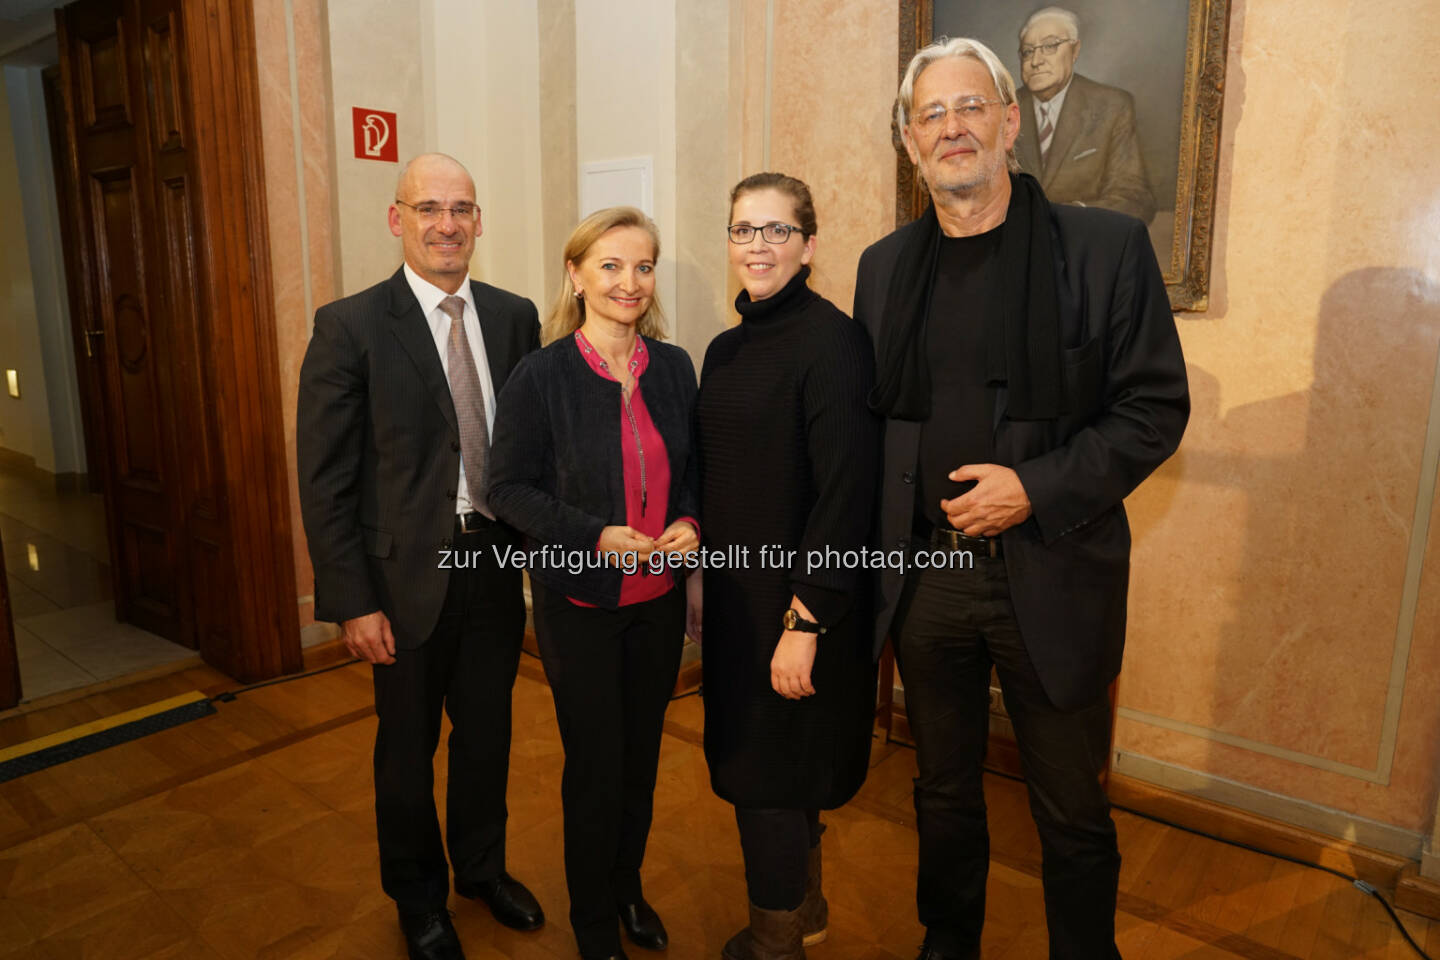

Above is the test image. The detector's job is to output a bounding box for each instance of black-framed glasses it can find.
[912,97,1003,132]
[1020,37,1076,60]
[727,222,803,244]
[395,199,480,222]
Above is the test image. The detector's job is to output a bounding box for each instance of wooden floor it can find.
[1,650,1436,960]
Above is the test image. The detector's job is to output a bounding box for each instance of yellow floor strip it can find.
[0,690,209,763]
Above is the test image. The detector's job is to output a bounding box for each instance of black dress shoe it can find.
[397,909,465,960]
[618,900,668,950]
[455,871,545,931]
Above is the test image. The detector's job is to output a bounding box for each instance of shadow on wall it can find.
[1171,268,1440,791]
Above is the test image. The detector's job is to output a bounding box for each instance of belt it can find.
[456,511,496,534]
[927,525,1003,559]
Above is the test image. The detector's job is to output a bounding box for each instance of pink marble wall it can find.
[253,0,336,630]
[1118,0,1440,834]
[742,0,897,315]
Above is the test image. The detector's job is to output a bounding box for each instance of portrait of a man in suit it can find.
[297,153,544,960]
[1013,6,1158,223]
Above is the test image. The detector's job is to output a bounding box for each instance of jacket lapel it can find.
[386,268,459,433]
[1042,77,1087,188]
[470,280,513,393]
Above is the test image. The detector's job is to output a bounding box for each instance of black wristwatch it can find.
[782,608,826,635]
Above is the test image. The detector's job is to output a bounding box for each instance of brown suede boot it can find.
[720,902,805,960]
[798,841,827,946]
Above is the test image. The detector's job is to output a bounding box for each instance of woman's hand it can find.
[597,525,656,565]
[770,595,818,699]
[685,570,703,644]
[655,520,699,557]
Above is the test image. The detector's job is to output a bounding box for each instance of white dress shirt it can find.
[403,262,498,516]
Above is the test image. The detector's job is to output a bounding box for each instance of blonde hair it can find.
[543,206,668,344]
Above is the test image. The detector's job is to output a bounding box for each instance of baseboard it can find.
[0,446,89,492]
[1107,771,1414,889]
[1396,865,1440,921]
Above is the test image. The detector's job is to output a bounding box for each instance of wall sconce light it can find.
[5,370,17,398]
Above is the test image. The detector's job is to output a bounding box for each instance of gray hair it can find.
[894,36,1019,132]
[1019,7,1081,42]
[894,36,1021,173]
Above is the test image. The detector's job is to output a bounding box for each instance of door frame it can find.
[42,0,301,685]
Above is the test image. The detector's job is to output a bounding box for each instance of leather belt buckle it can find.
[458,511,490,534]
[929,525,1001,559]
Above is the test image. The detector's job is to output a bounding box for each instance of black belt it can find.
[927,525,1002,559]
[456,511,496,534]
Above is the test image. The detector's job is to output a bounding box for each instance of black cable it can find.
[209,657,361,702]
[880,732,1434,958]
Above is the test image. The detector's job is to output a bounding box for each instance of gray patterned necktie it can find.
[439,295,491,518]
[1038,102,1054,169]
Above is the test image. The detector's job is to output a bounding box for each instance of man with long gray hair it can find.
[854,36,1188,959]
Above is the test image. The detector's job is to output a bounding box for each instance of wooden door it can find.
[57,0,189,644]
[50,0,302,682]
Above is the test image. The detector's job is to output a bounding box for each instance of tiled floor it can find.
[1,655,1435,959]
[1,464,195,702]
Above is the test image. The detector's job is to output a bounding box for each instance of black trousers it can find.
[734,806,822,910]
[532,579,685,956]
[371,520,526,912]
[893,552,1121,960]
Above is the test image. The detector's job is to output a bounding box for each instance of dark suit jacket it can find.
[853,205,1188,711]
[1017,73,1157,224]
[297,267,540,648]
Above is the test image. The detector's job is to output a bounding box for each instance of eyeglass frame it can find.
[910,97,1005,133]
[394,199,481,223]
[727,221,806,244]
[1019,37,1077,61]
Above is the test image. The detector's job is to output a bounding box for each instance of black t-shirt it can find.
[916,225,1003,532]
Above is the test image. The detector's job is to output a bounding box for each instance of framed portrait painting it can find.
[897,0,1231,311]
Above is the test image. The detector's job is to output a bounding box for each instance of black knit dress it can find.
[697,266,881,810]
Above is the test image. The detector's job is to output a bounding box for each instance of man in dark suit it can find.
[298,153,543,960]
[1014,7,1157,223]
[855,39,1187,960]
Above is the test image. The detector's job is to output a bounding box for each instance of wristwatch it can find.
[782,608,826,635]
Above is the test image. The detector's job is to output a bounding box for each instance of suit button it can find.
[451,440,461,452]
[445,489,456,499]
[441,538,451,548]
[902,471,914,484]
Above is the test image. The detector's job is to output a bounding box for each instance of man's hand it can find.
[770,595,818,700]
[685,570,703,644]
[597,525,656,564]
[941,463,1032,537]
[655,520,699,557]
[342,610,397,665]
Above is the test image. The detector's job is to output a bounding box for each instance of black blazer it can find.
[296,267,540,648]
[487,334,698,608]
[854,205,1189,711]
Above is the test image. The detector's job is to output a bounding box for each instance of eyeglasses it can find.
[911,97,1003,133]
[727,222,804,244]
[395,200,480,223]
[1020,38,1076,60]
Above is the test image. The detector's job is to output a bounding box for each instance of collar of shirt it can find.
[1033,75,1073,128]
[403,261,476,320]
[574,329,650,381]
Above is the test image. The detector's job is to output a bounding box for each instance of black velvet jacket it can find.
[488,333,698,607]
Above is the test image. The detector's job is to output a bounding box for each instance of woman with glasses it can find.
[693,173,880,960]
[489,207,699,960]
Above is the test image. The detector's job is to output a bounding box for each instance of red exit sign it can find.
[352,107,398,163]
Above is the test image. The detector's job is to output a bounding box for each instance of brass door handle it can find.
[83,328,104,358]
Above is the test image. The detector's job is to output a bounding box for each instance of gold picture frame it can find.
[897,0,1231,311]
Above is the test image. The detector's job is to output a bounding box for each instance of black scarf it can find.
[869,172,1064,421]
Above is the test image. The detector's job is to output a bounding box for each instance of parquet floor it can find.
[1,650,1436,959]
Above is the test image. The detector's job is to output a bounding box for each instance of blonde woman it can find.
[489,207,698,960]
